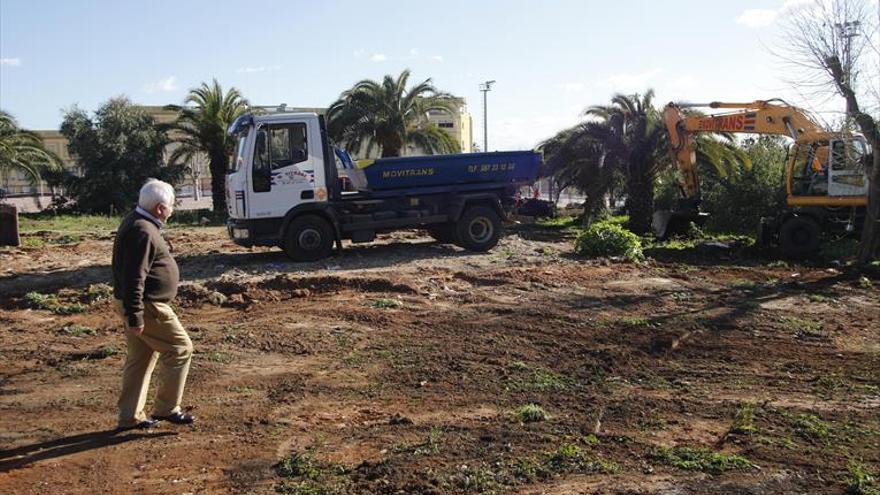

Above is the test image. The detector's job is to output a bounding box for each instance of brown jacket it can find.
[111,210,179,327]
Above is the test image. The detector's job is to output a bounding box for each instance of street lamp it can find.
[479,80,495,152]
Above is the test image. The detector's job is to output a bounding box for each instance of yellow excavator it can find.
[657,99,871,256]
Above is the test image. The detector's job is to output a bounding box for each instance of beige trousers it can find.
[113,299,193,427]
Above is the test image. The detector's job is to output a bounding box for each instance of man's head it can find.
[138,179,175,222]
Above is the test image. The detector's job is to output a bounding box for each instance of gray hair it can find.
[138,179,175,210]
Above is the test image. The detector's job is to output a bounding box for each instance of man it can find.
[111,179,195,430]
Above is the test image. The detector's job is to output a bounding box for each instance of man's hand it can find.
[129,325,145,335]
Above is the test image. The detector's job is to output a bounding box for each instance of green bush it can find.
[574,221,643,261]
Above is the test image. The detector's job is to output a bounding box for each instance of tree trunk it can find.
[209,153,228,216]
[626,174,654,235]
[857,143,880,265]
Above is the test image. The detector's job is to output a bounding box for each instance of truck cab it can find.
[226,112,540,261]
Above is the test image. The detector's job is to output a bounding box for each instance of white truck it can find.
[225,112,541,261]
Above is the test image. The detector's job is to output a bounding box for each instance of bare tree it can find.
[781,0,880,266]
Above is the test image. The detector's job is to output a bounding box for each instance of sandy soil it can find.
[1,224,878,494]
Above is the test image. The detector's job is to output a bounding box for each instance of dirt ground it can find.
[1,223,878,494]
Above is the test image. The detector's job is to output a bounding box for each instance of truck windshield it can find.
[229,129,249,173]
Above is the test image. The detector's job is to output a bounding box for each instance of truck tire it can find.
[426,223,457,244]
[778,216,821,258]
[283,214,334,261]
[455,205,502,252]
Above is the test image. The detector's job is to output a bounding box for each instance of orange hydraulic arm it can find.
[663,100,826,200]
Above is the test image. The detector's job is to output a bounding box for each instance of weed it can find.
[95,345,118,359]
[59,324,95,337]
[21,236,46,248]
[543,443,619,474]
[506,360,530,372]
[843,460,878,495]
[652,446,751,474]
[618,316,652,328]
[86,283,114,303]
[732,279,758,290]
[24,291,87,314]
[779,316,824,338]
[202,351,232,364]
[514,404,548,423]
[731,403,758,435]
[276,450,321,479]
[794,413,832,441]
[450,465,499,492]
[509,368,577,392]
[858,276,874,289]
[807,293,829,303]
[536,215,579,230]
[670,291,692,302]
[574,221,643,261]
[367,298,402,309]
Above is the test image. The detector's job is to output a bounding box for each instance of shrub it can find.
[574,221,643,261]
[514,404,548,423]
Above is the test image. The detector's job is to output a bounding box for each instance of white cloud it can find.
[370,53,387,62]
[0,57,21,66]
[236,64,281,73]
[559,82,584,93]
[736,0,814,28]
[430,55,444,62]
[409,48,419,56]
[599,68,662,92]
[143,76,178,94]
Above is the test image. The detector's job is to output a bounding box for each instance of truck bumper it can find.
[227,219,256,247]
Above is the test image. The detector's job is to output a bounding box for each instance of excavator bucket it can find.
[652,209,708,240]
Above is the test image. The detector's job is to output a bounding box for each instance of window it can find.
[438,122,454,128]
[252,123,309,193]
[269,123,308,170]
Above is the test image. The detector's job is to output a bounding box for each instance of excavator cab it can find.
[787,136,869,203]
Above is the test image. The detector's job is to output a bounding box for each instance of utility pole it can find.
[479,80,495,152]
[836,20,860,120]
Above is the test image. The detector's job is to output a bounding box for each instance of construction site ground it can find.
[1,222,878,494]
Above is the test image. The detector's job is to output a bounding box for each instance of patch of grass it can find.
[536,215,579,230]
[94,345,119,359]
[20,236,46,248]
[514,404,548,423]
[731,403,758,435]
[509,367,577,392]
[618,316,652,328]
[276,450,322,479]
[779,316,824,338]
[844,460,879,495]
[59,324,95,337]
[858,276,874,289]
[543,443,620,474]
[732,278,759,290]
[367,298,402,309]
[24,291,87,314]
[19,213,121,233]
[201,351,232,364]
[506,360,530,372]
[670,291,692,302]
[652,446,751,474]
[86,283,114,303]
[793,413,832,441]
[273,449,349,495]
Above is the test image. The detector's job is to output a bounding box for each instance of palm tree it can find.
[165,79,249,215]
[327,70,460,158]
[542,91,747,234]
[0,110,61,194]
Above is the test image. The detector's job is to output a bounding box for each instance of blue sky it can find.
[0,0,862,150]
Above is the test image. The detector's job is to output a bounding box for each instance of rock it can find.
[207,291,228,306]
[389,413,413,425]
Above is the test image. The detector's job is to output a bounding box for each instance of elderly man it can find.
[112,179,195,430]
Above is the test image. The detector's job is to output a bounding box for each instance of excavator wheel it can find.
[778,216,821,258]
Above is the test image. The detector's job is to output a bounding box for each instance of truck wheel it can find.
[455,206,502,252]
[283,214,334,261]
[779,216,821,258]
[426,223,457,244]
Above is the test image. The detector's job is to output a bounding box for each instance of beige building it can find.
[3,98,473,199]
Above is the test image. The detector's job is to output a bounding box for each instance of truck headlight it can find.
[233,228,249,239]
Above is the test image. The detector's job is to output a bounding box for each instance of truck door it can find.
[247,120,320,218]
[827,138,869,197]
